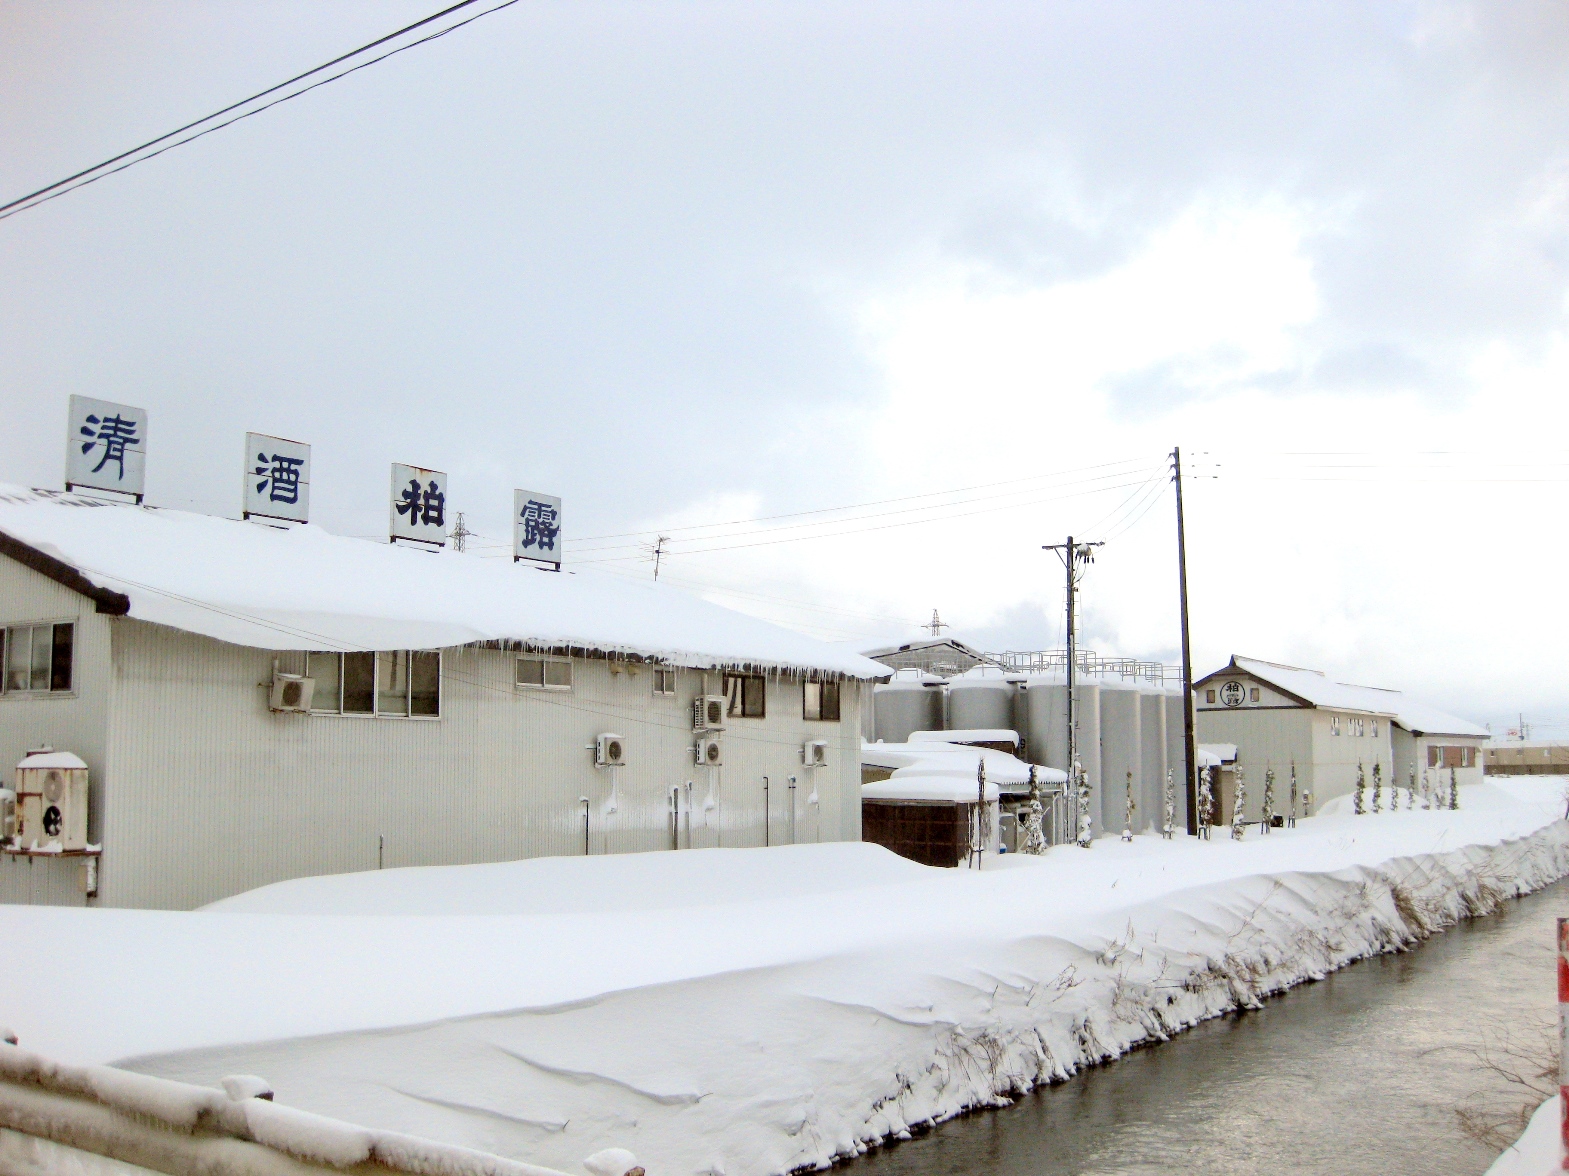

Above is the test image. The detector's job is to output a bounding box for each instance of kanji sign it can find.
[66,395,147,498]
[390,463,447,546]
[244,433,311,523]
[513,489,562,567]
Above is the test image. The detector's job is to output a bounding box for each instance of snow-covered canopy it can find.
[16,750,88,771]
[1202,655,1486,736]
[0,488,887,677]
[861,738,1067,801]
[909,729,1019,747]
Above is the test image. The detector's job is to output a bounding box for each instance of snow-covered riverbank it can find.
[5,779,1567,1176]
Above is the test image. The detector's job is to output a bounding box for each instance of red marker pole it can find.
[1559,917,1569,1167]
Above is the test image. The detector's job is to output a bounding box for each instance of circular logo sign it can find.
[1219,680,1246,708]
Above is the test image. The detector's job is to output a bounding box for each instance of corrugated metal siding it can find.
[1195,706,1315,819]
[0,557,114,908]
[99,623,865,910]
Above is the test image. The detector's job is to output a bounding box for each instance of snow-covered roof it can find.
[1197,743,1237,766]
[1198,655,1488,738]
[0,488,887,677]
[16,750,87,771]
[1389,698,1490,739]
[860,739,1067,800]
[909,729,1019,747]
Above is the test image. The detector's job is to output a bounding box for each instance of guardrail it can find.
[0,1035,593,1176]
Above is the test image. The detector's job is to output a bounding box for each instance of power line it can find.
[0,0,519,222]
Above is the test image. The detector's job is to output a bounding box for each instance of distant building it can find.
[859,637,994,677]
[1484,743,1569,776]
[1194,655,1486,814]
[0,488,885,910]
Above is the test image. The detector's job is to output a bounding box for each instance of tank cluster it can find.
[872,663,1190,836]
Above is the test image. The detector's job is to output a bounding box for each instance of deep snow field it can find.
[5,778,1568,1176]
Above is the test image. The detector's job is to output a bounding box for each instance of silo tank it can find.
[1138,683,1167,832]
[1024,674,1068,770]
[1097,677,1142,836]
[1164,687,1188,830]
[873,669,943,743]
[946,665,1018,733]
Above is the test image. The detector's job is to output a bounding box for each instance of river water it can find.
[854,875,1569,1176]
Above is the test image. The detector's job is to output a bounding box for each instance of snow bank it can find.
[1486,1095,1560,1176]
[4,784,1567,1176]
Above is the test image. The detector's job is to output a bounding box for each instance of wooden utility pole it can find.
[1172,447,1199,835]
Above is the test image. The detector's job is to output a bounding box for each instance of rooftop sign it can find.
[390,463,447,547]
[244,433,310,524]
[513,489,562,569]
[66,395,147,501]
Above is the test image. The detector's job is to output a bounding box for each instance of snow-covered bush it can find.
[1354,763,1366,815]
[1261,768,1275,834]
[1371,762,1382,814]
[1231,769,1247,841]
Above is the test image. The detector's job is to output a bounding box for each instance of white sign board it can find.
[244,433,311,523]
[513,489,562,567]
[66,395,147,499]
[390,463,447,546]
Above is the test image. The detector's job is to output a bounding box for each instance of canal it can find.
[854,874,1569,1175]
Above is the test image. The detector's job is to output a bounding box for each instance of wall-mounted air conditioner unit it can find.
[596,733,627,767]
[696,735,723,767]
[269,673,315,713]
[14,750,89,851]
[0,788,14,842]
[803,739,828,767]
[693,695,727,732]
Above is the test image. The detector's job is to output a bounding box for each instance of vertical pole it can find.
[581,797,590,856]
[764,776,770,847]
[1065,534,1077,823]
[1558,917,1569,1167]
[1173,447,1199,836]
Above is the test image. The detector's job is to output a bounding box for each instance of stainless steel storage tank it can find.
[946,665,1018,733]
[1022,671,1101,837]
[872,668,943,744]
[1097,676,1142,835]
[1164,686,1188,830]
[1138,682,1167,832]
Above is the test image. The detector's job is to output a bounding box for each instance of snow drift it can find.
[4,780,1567,1176]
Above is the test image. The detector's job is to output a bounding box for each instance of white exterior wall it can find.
[92,621,862,910]
[1195,705,1315,820]
[1394,727,1484,796]
[1308,709,1394,810]
[0,558,115,908]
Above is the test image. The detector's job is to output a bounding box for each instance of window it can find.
[1331,715,1341,736]
[516,656,571,691]
[1371,719,1379,737]
[1249,687,1260,703]
[803,680,841,722]
[724,673,765,718]
[306,650,438,717]
[653,667,677,695]
[1352,718,1365,737]
[1205,689,1216,704]
[2,623,73,695]
[1429,745,1477,769]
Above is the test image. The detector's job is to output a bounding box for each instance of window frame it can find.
[724,672,766,719]
[515,654,572,692]
[305,649,441,719]
[653,667,677,696]
[1,620,76,698]
[1330,715,1341,736]
[803,679,841,722]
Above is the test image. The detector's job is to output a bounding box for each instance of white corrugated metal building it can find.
[1194,655,1487,815]
[0,487,886,910]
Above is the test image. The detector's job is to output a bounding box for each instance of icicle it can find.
[1161,768,1175,840]
[1230,768,1247,840]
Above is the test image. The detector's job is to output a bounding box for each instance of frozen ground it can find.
[4,778,1567,1176]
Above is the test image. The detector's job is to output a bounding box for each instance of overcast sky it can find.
[3,1,1568,731]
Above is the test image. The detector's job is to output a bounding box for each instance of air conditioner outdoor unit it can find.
[0,788,14,842]
[803,739,829,767]
[14,750,89,851]
[269,673,315,713]
[692,695,727,732]
[596,732,627,768]
[696,735,723,767]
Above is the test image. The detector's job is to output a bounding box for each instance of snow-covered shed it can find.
[1389,700,1488,790]
[1194,656,1485,813]
[0,487,887,909]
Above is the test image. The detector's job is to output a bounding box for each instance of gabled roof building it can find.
[1194,655,1486,816]
[0,488,886,909]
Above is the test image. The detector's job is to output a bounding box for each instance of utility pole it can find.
[1172,447,1198,835]
[1043,536,1102,841]
[451,511,471,553]
[652,535,669,581]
